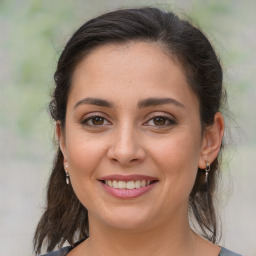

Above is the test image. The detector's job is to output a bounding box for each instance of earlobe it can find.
[198,112,225,169]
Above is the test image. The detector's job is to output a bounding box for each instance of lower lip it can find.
[100,182,157,199]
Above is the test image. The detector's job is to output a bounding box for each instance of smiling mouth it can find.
[101,180,158,189]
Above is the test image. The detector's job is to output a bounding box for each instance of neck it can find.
[83,214,197,256]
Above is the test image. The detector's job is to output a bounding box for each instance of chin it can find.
[106,218,152,231]
[91,207,156,231]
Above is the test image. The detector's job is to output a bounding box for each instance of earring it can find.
[64,164,70,185]
[205,161,210,183]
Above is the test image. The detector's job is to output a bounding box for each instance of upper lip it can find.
[99,174,158,182]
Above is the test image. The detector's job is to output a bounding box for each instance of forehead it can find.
[74,41,179,76]
[70,41,198,109]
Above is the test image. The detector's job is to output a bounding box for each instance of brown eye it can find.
[91,116,104,125]
[143,115,176,127]
[81,115,111,126]
[153,116,167,126]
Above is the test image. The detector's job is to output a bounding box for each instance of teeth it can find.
[135,180,141,189]
[104,180,153,189]
[113,180,118,188]
[107,180,112,187]
[127,181,135,190]
[118,181,126,189]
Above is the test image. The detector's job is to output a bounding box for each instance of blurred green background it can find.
[0,0,255,255]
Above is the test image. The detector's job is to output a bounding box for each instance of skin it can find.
[57,41,224,256]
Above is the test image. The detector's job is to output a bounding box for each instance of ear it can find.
[198,112,225,169]
[56,121,68,166]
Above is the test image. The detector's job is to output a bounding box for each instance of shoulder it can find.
[219,247,242,256]
[40,246,72,256]
[39,237,88,256]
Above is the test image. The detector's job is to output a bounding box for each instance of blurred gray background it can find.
[0,0,255,255]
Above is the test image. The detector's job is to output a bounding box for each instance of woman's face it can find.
[59,41,207,231]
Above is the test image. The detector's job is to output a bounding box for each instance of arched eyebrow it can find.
[138,97,185,109]
[74,97,113,109]
[73,97,185,109]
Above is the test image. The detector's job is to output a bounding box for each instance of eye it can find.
[152,116,167,126]
[144,115,176,127]
[81,115,111,126]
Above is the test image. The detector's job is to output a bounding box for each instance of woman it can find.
[34,7,242,256]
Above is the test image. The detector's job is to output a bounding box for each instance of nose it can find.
[107,124,146,166]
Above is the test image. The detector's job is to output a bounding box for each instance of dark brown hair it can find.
[34,7,226,254]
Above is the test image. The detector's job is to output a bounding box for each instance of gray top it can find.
[219,247,242,256]
[41,242,242,256]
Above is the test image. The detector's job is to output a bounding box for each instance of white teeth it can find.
[107,180,112,187]
[141,180,146,187]
[135,180,141,188]
[127,181,135,190]
[104,180,153,189]
[113,180,118,188]
[118,181,126,189]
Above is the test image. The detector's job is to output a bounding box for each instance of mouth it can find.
[98,175,158,198]
[100,179,158,189]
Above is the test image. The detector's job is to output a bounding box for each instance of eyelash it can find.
[143,115,177,127]
[80,115,111,127]
[80,114,177,128]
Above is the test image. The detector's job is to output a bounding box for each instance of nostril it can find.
[107,142,146,165]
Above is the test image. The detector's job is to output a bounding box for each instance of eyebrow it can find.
[74,97,114,109]
[137,97,185,109]
[73,97,185,110]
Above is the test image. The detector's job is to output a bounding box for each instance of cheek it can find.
[65,133,108,209]
[65,131,107,180]
[149,131,201,190]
